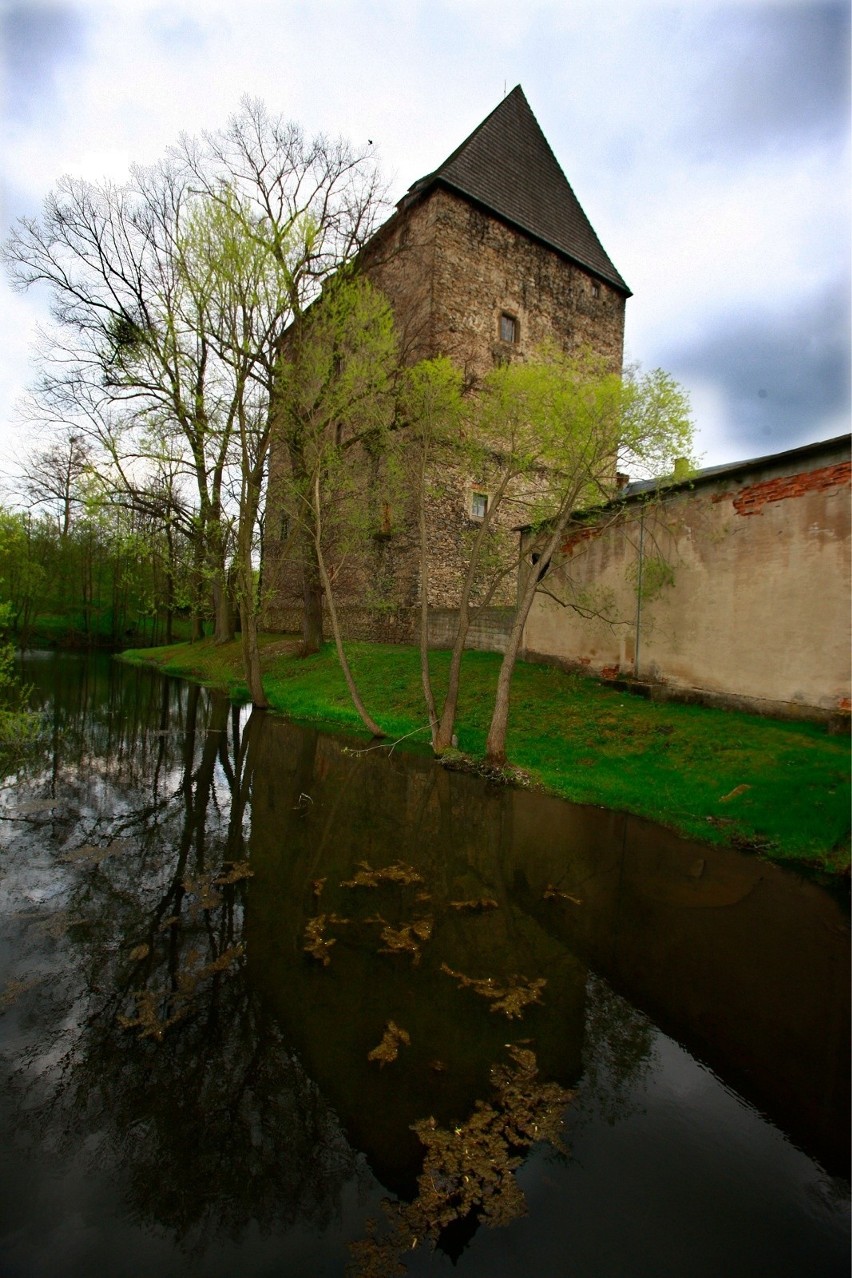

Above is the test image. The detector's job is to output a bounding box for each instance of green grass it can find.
[121,635,851,876]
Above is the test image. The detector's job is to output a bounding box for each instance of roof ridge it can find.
[409,84,528,192]
[402,86,629,294]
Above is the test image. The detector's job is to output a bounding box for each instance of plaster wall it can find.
[521,441,851,717]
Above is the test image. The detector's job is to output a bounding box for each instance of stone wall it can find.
[426,186,626,378]
[260,443,524,641]
[426,607,515,653]
[261,180,628,645]
[521,437,852,719]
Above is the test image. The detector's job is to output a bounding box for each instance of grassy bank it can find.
[121,635,851,876]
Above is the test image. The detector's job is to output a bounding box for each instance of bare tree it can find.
[3,161,239,641]
[177,99,388,656]
[3,97,388,661]
[19,428,92,539]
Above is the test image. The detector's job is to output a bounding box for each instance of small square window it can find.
[470,491,488,519]
[499,313,517,343]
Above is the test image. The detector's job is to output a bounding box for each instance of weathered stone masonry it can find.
[261,86,630,645]
[261,88,850,721]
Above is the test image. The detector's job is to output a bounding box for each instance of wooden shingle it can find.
[401,85,630,295]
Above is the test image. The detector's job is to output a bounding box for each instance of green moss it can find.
[120,636,851,876]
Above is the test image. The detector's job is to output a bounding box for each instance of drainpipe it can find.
[634,504,645,679]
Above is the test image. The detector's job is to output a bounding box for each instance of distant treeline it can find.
[0,503,197,649]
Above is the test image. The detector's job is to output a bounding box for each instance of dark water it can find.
[0,652,848,1278]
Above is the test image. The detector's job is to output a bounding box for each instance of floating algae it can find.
[367,1020,411,1066]
[117,944,245,1041]
[377,916,434,964]
[61,838,133,866]
[440,964,546,1019]
[349,1045,573,1275]
[214,860,254,885]
[448,898,499,913]
[543,884,583,906]
[341,861,424,889]
[303,913,350,966]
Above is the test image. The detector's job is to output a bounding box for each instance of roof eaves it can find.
[515,434,851,532]
[620,433,852,503]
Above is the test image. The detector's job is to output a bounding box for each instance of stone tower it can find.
[364,84,629,376]
[262,86,630,644]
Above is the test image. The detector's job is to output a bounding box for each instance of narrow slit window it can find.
[499,312,517,343]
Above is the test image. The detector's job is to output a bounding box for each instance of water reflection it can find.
[0,652,848,1278]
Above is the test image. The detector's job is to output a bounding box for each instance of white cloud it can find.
[0,0,848,469]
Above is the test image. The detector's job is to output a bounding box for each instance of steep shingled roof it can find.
[402,85,630,295]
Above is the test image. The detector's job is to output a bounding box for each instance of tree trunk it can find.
[164,523,175,646]
[312,475,384,737]
[212,576,234,645]
[484,509,575,766]
[433,614,470,752]
[299,524,324,655]
[484,647,516,767]
[235,468,268,708]
[287,442,325,655]
[417,455,438,747]
[240,602,268,707]
[433,478,508,753]
[190,537,207,641]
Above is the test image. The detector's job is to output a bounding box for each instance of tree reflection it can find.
[4,673,360,1252]
[576,972,656,1126]
[1,654,733,1272]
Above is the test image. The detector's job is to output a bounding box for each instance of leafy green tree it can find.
[401,350,692,762]
[0,602,39,747]
[176,188,296,703]
[176,99,386,659]
[0,511,47,644]
[476,355,693,766]
[3,99,385,655]
[274,272,399,730]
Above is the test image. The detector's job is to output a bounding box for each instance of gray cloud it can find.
[682,3,850,159]
[1,2,87,122]
[662,281,851,458]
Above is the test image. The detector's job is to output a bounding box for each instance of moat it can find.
[0,651,848,1277]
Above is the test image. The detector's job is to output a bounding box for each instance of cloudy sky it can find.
[0,0,849,476]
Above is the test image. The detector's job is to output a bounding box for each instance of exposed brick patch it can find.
[561,524,602,554]
[730,462,851,517]
[600,665,620,679]
[839,698,851,712]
